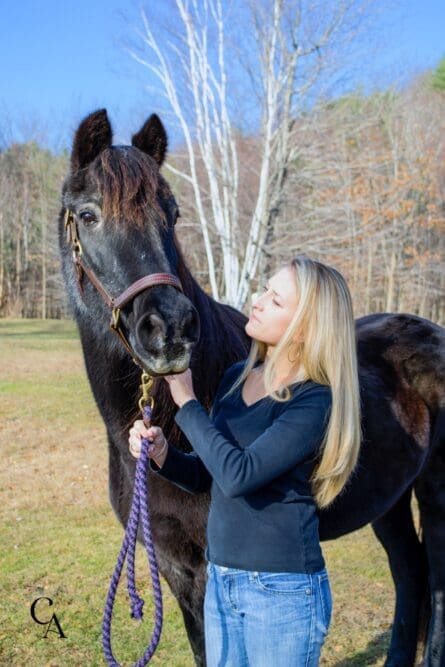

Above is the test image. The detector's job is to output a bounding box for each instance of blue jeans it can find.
[204,562,332,667]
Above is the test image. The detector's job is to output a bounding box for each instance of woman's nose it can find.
[251,291,265,310]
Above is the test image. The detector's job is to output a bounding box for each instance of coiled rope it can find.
[102,404,163,666]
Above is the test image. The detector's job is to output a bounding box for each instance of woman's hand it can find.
[128,420,169,468]
[164,369,197,408]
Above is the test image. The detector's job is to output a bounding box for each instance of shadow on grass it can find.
[333,629,391,667]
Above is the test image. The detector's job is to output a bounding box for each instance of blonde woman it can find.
[129,254,361,667]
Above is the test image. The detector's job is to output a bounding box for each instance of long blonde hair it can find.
[223,254,362,509]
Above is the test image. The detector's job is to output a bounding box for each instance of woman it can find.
[129,254,361,666]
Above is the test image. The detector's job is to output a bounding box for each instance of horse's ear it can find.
[131,114,168,166]
[71,109,112,172]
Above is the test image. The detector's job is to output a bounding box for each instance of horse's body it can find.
[59,110,445,667]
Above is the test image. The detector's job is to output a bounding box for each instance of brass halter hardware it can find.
[138,372,155,411]
[64,209,83,256]
[64,208,184,411]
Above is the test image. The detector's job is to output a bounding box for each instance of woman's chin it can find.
[245,321,261,341]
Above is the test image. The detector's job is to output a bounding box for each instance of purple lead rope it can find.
[102,405,163,666]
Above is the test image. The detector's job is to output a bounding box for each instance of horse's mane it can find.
[89,146,170,228]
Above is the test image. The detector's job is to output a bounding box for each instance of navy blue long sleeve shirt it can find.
[153,360,332,573]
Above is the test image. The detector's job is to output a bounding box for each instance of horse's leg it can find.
[179,600,206,667]
[158,556,206,667]
[371,486,429,667]
[415,408,445,667]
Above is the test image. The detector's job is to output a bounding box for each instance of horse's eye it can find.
[79,211,97,226]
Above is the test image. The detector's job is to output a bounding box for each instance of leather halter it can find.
[64,209,183,368]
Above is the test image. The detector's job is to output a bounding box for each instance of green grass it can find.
[0,318,409,666]
[2,506,193,666]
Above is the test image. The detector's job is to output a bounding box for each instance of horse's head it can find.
[61,109,200,375]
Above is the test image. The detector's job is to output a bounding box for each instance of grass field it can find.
[0,319,412,666]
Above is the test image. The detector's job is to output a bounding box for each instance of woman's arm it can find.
[148,361,243,494]
[174,385,332,498]
[149,446,212,494]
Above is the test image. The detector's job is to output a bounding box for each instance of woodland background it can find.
[0,18,444,323]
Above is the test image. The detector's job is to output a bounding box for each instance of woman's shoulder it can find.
[289,380,332,406]
[272,382,332,423]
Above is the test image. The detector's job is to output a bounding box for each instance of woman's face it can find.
[245,266,300,347]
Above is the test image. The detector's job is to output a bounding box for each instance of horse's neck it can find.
[183,272,240,354]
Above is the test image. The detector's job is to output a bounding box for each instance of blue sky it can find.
[0,0,444,151]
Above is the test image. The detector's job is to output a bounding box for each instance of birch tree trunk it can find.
[129,0,374,309]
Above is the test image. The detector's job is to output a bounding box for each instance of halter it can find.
[64,208,183,367]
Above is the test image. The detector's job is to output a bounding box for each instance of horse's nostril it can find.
[135,307,199,356]
[147,313,164,331]
[136,312,167,351]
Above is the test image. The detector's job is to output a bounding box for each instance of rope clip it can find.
[139,371,155,412]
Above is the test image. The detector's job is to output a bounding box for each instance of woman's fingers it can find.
[128,422,166,460]
[132,421,163,440]
[132,420,150,437]
[129,434,141,459]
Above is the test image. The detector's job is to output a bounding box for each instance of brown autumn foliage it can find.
[271,79,445,322]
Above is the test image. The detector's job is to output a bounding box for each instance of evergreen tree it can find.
[431,58,445,92]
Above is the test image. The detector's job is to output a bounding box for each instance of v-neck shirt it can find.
[153,359,332,573]
[240,358,304,407]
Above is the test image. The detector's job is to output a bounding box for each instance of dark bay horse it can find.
[58,109,445,667]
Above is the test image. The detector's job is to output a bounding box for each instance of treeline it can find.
[0,76,444,322]
[0,143,68,318]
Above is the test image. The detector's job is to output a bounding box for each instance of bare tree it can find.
[128,0,378,309]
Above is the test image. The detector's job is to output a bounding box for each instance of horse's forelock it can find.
[91,146,169,228]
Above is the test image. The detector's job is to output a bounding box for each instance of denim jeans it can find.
[204,562,332,667]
